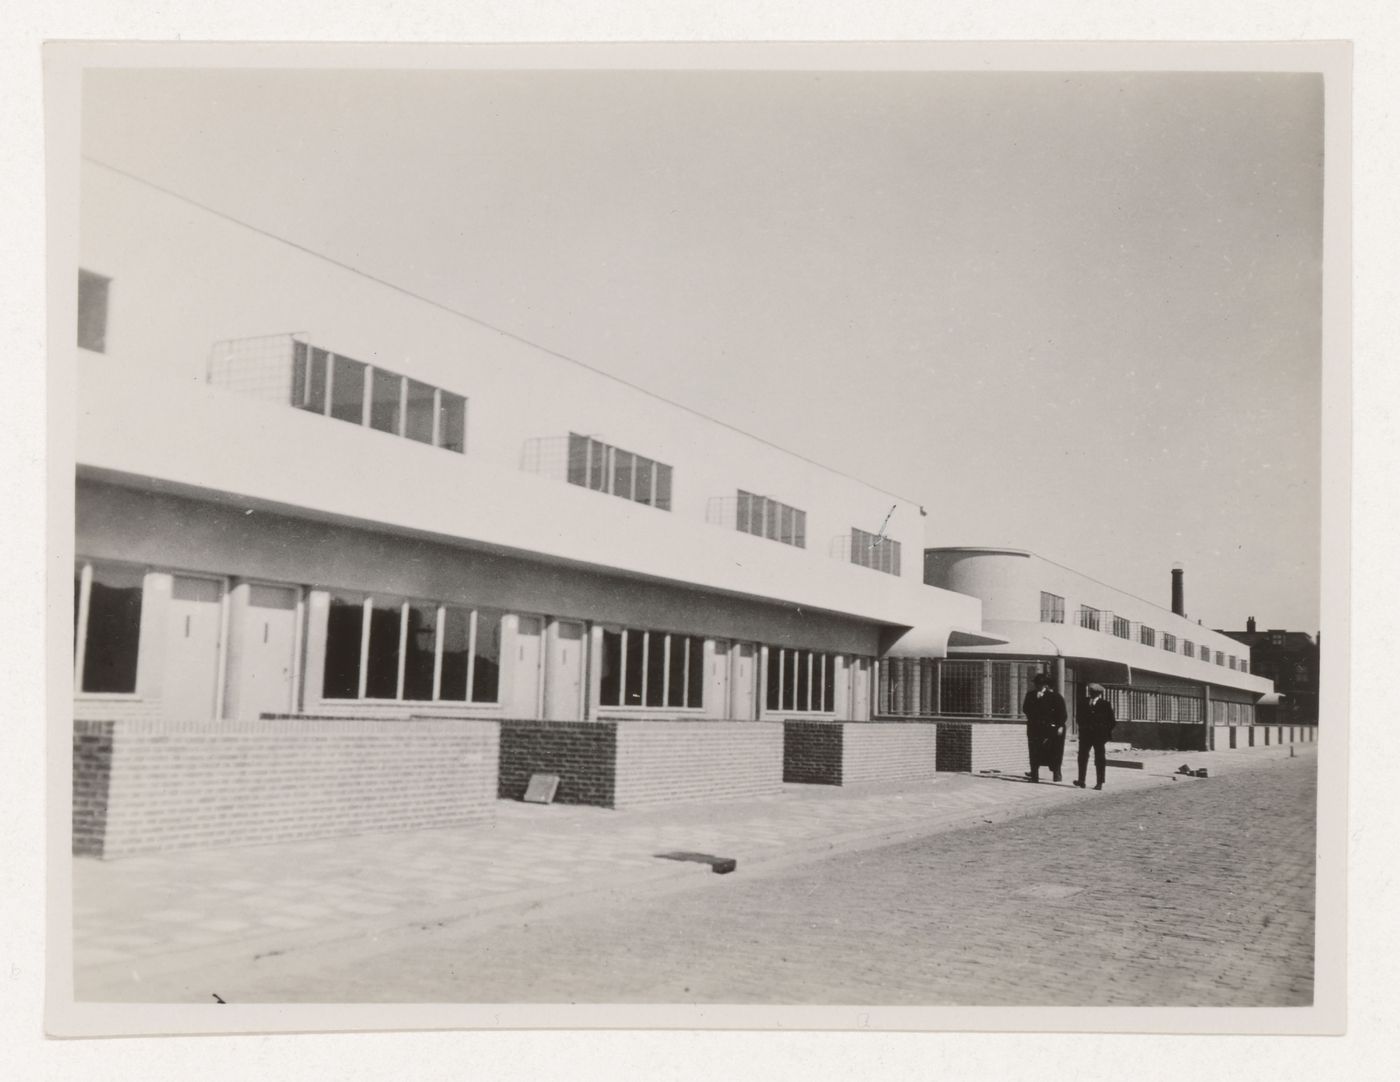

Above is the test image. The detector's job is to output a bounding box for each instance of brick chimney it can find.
[1247,616,1257,633]
[1171,564,1185,617]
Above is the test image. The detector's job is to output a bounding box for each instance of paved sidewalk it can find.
[73,742,1311,1000]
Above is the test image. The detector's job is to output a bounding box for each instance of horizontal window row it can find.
[1210,700,1256,725]
[598,627,703,709]
[566,433,672,511]
[765,648,838,713]
[736,491,807,548]
[849,528,901,576]
[292,342,467,454]
[323,594,502,704]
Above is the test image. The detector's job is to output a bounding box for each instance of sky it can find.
[80,66,1325,632]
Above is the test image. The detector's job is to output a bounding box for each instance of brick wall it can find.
[783,721,843,785]
[968,722,1030,775]
[1115,721,1208,752]
[72,717,499,859]
[613,720,783,809]
[72,720,114,856]
[840,722,938,785]
[782,721,938,786]
[936,722,972,772]
[497,719,617,806]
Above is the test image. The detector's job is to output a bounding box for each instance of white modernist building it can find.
[72,162,994,735]
[904,547,1275,738]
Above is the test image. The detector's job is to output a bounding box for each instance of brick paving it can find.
[72,743,1314,1002]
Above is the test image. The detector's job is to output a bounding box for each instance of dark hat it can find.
[1032,672,1052,687]
[1087,682,1105,695]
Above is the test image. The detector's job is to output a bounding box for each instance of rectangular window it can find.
[77,270,110,353]
[666,634,688,708]
[654,463,673,511]
[624,629,645,705]
[821,652,835,712]
[599,628,703,709]
[471,610,503,703]
[735,491,807,548]
[1112,616,1131,639]
[564,434,672,511]
[1228,655,1237,670]
[365,598,403,699]
[1163,633,1177,652]
[613,450,635,502]
[1077,607,1102,631]
[1184,640,1195,658]
[736,490,755,534]
[766,647,781,711]
[587,438,609,492]
[439,606,472,701]
[567,433,589,487]
[1040,592,1065,623]
[1139,626,1155,647]
[437,391,466,453]
[635,456,655,506]
[600,629,623,706]
[686,636,704,709]
[329,355,367,424]
[322,592,365,699]
[1216,650,1225,666]
[645,633,666,707]
[404,379,436,444]
[1241,660,1249,674]
[369,368,403,435]
[75,561,144,693]
[402,601,437,701]
[851,528,901,576]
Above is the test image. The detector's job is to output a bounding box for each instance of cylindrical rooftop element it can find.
[1171,564,1185,617]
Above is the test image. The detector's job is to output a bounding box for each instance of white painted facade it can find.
[72,164,985,728]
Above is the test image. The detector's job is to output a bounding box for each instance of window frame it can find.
[320,593,504,706]
[73,558,147,699]
[596,625,707,712]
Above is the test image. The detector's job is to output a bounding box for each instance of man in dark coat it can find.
[1022,672,1067,782]
[1074,682,1117,790]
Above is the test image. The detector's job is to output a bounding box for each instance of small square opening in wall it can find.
[523,773,561,804]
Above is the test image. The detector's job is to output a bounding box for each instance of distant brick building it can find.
[1218,618,1320,725]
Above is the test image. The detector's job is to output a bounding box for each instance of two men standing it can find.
[1021,672,1067,783]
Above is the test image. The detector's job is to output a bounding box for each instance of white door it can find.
[709,640,731,718]
[228,584,298,719]
[164,575,223,720]
[545,620,585,720]
[730,642,756,720]
[510,615,543,718]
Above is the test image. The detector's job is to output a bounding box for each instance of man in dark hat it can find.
[1075,683,1117,790]
[1021,671,1067,782]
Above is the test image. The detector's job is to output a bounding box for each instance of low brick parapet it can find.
[72,717,499,859]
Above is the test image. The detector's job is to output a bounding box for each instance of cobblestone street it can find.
[200,754,1316,1006]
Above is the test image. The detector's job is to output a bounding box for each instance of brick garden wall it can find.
[72,717,499,859]
[783,721,938,786]
[783,721,843,785]
[72,721,115,857]
[968,722,1030,775]
[613,720,783,809]
[497,719,618,806]
[840,722,938,785]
